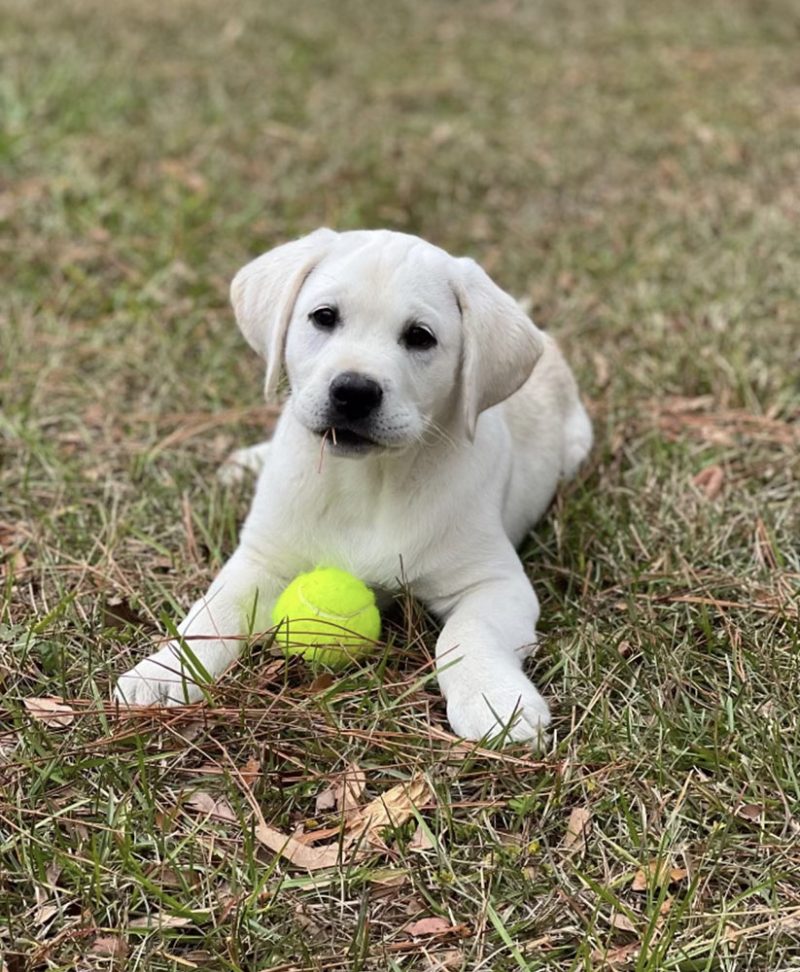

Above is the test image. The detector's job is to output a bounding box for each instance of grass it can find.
[1,0,799,968]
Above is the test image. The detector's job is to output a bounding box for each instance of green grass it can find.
[2,0,799,969]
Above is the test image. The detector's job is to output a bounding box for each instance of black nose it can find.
[329,371,384,421]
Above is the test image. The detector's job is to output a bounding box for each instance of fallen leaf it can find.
[315,761,366,815]
[315,787,336,812]
[184,791,237,822]
[23,697,74,728]
[348,775,431,844]
[129,912,193,929]
[369,868,409,888]
[424,949,464,970]
[409,821,434,852]
[89,935,128,959]
[337,762,367,812]
[631,860,688,892]
[256,775,432,871]
[254,821,344,871]
[240,756,260,788]
[308,672,335,693]
[405,916,458,937]
[692,464,724,499]
[592,941,641,965]
[143,862,197,889]
[102,596,149,631]
[609,911,637,933]
[563,806,592,853]
[736,802,764,822]
[35,903,59,926]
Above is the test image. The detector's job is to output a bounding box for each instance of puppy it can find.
[115,229,592,745]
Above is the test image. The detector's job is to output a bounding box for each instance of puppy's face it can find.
[231,229,544,458]
[285,237,462,456]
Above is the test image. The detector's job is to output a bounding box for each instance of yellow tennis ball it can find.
[271,567,381,669]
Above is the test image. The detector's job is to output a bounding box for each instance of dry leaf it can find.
[337,762,366,813]
[315,762,366,815]
[592,941,641,965]
[35,903,59,926]
[631,860,688,892]
[736,802,764,822]
[184,791,237,822]
[23,697,74,728]
[348,775,431,844]
[405,916,457,937]
[315,788,336,812]
[692,464,724,499]
[369,868,409,888]
[424,949,463,970]
[254,821,344,871]
[563,807,592,853]
[102,596,149,631]
[609,911,637,933]
[308,672,335,693]
[409,821,434,852]
[129,911,192,929]
[256,775,431,871]
[143,863,196,889]
[89,935,128,959]
[240,757,260,788]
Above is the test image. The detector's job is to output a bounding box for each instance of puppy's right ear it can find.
[230,228,338,401]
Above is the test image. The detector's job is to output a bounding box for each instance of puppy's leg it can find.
[114,546,280,705]
[423,549,550,747]
[218,441,272,486]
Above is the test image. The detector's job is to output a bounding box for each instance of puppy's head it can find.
[231,229,543,456]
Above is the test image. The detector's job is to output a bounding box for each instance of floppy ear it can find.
[454,257,545,439]
[230,228,338,401]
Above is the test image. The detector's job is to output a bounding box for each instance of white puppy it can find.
[115,229,591,745]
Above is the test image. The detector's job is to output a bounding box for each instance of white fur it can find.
[115,229,591,747]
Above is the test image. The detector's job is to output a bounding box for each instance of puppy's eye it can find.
[402,323,437,351]
[310,306,339,330]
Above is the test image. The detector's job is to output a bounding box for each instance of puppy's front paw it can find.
[446,668,551,748]
[218,442,272,486]
[114,647,205,707]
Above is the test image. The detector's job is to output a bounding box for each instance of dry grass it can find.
[1,0,799,969]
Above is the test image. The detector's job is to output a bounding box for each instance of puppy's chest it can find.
[303,492,432,586]
[276,471,438,588]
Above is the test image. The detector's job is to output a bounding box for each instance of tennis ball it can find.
[271,567,381,669]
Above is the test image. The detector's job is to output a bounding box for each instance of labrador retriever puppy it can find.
[115,229,592,745]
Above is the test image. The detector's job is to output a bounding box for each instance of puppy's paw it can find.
[218,442,271,486]
[114,648,205,707]
[446,669,551,748]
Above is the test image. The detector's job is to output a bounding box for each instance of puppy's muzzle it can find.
[329,371,383,422]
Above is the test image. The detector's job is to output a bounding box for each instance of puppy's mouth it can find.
[316,426,379,455]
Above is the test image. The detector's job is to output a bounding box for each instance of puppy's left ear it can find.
[454,257,545,439]
[230,228,338,401]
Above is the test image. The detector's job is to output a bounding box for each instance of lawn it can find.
[1,0,799,969]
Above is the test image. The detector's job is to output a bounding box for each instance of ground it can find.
[1,0,799,969]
